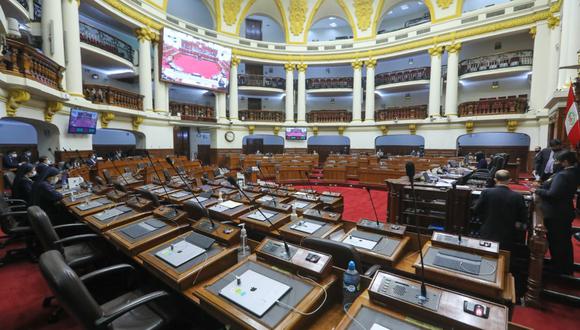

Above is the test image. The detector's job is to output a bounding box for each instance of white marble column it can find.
[41,0,65,66]
[444,43,461,117]
[352,60,363,122]
[547,19,562,95]
[216,92,227,123]
[557,0,580,88]
[229,56,240,121]
[135,27,153,111]
[530,23,552,111]
[284,63,295,123]
[428,46,444,117]
[364,59,377,122]
[152,36,168,112]
[296,63,307,123]
[62,0,83,96]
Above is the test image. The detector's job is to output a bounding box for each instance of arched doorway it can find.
[307,135,350,162]
[457,132,531,171]
[92,129,145,158]
[375,134,425,155]
[0,117,60,162]
[242,134,284,154]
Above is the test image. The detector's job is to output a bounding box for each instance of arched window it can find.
[457,132,531,171]
[462,0,511,13]
[167,0,215,29]
[307,135,350,161]
[308,16,353,42]
[378,0,430,34]
[375,134,425,155]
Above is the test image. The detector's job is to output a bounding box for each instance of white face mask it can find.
[28,171,36,178]
[50,177,59,185]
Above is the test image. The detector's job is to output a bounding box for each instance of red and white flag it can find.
[564,86,580,146]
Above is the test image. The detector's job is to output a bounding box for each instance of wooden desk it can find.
[164,190,196,203]
[182,196,220,217]
[279,218,343,244]
[69,198,118,218]
[339,228,410,267]
[318,195,344,212]
[212,187,237,199]
[190,218,241,246]
[238,208,291,234]
[140,231,238,290]
[259,200,293,214]
[61,192,99,207]
[302,209,342,223]
[208,201,254,222]
[322,166,347,183]
[288,200,320,216]
[229,190,263,204]
[83,208,150,232]
[256,194,291,205]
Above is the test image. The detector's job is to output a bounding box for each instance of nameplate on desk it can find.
[75,198,111,211]
[290,220,322,234]
[218,200,243,209]
[431,232,499,255]
[171,191,191,199]
[121,219,166,239]
[247,211,276,222]
[291,201,309,209]
[94,206,132,221]
[155,240,205,268]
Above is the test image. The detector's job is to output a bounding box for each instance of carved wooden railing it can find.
[459,50,533,75]
[169,102,215,122]
[239,110,285,122]
[375,105,428,121]
[375,67,430,85]
[80,22,135,63]
[0,38,64,90]
[306,77,353,89]
[83,84,144,110]
[525,194,547,307]
[307,110,352,123]
[238,74,285,89]
[458,96,528,117]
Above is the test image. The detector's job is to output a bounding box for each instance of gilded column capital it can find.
[446,42,462,54]
[428,46,444,57]
[465,121,474,134]
[507,120,518,132]
[409,124,417,135]
[365,58,377,69]
[248,125,255,134]
[273,126,281,135]
[231,56,241,67]
[380,125,388,135]
[547,15,560,29]
[6,89,30,117]
[296,63,308,72]
[284,63,295,72]
[132,116,144,131]
[45,101,63,123]
[312,126,319,135]
[135,27,155,42]
[351,59,363,70]
[529,26,537,39]
[100,112,115,128]
[338,126,345,135]
[67,0,81,6]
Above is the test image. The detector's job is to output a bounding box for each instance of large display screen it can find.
[285,128,307,140]
[68,109,97,134]
[161,27,232,91]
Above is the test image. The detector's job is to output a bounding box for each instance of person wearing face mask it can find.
[35,156,51,176]
[535,150,578,275]
[12,163,36,203]
[3,150,19,169]
[19,149,33,163]
[86,152,97,167]
[534,139,563,181]
[31,167,65,224]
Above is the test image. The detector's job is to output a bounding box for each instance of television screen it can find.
[68,109,97,134]
[286,128,307,140]
[161,27,232,91]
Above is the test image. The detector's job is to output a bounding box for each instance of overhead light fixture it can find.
[91,73,99,80]
[388,10,393,15]
[404,93,411,100]
[401,4,409,10]
[328,17,336,20]
[329,22,337,28]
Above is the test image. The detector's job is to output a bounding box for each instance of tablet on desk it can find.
[171,191,191,198]
[76,198,110,211]
[343,234,379,250]
[292,201,309,209]
[155,240,205,268]
[219,200,243,209]
[219,270,291,317]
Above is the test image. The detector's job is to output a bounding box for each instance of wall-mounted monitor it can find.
[161,27,231,91]
[285,128,307,140]
[68,109,97,134]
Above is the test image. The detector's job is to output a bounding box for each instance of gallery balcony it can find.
[83,84,143,111]
[375,105,428,121]
[307,110,352,123]
[239,110,285,122]
[375,67,430,92]
[238,74,285,95]
[459,50,533,81]
[170,102,216,122]
[458,95,528,117]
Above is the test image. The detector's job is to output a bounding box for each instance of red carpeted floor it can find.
[1,185,578,329]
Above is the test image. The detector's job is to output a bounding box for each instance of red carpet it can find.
[0,186,577,329]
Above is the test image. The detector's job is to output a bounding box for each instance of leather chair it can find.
[27,206,103,270]
[3,171,16,195]
[102,169,114,185]
[0,194,36,265]
[301,237,380,277]
[39,250,176,330]
[138,190,161,207]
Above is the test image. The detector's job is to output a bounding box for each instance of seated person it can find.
[475,151,488,169]
[31,167,65,224]
[3,150,19,169]
[12,163,36,203]
[472,170,527,251]
[35,156,51,177]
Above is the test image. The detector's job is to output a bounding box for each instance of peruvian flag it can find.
[564,86,580,146]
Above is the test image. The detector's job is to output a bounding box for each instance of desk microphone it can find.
[406,161,427,303]
[144,151,173,211]
[108,158,143,204]
[226,176,291,257]
[166,157,216,229]
[302,170,321,215]
[255,161,281,206]
[365,187,381,228]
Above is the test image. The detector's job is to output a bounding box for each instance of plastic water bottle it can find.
[238,223,250,260]
[291,205,298,221]
[342,260,361,306]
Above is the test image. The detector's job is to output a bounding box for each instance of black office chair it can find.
[102,169,114,185]
[301,237,380,277]
[38,250,176,330]
[3,171,16,195]
[0,195,36,265]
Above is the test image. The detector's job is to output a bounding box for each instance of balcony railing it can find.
[375,105,428,121]
[239,110,285,122]
[0,38,64,90]
[375,67,430,86]
[306,77,353,89]
[458,95,528,117]
[307,110,352,123]
[459,50,533,75]
[238,74,285,89]
[83,84,143,110]
[170,102,215,121]
[80,22,135,63]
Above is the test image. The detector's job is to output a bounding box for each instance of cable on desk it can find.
[275,272,327,316]
[343,303,366,330]
[191,252,209,287]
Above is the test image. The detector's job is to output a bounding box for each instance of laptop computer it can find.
[155,240,205,268]
[219,270,291,317]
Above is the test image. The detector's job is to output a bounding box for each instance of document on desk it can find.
[94,208,124,221]
[290,220,322,234]
[247,211,276,222]
[76,198,110,211]
[171,191,191,198]
[257,195,274,202]
[152,187,169,194]
[343,235,378,250]
[193,196,208,203]
[291,201,309,209]
[370,324,390,330]
[219,200,243,209]
[155,240,205,267]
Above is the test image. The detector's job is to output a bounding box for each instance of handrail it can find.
[238,74,285,89]
[169,101,215,122]
[307,110,352,123]
[83,84,144,110]
[239,110,285,122]
[0,38,64,90]
[375,105,428,121]
[306,77,353,89]
[375,67,430,85]
[458,96,528,117]
[459,50,533,75]
[79,22,135,63]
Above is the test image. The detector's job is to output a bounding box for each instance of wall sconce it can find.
[491,81,499,89]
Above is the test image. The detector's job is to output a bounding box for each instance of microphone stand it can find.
[108,158,143,204]
[144,151,177,218]
[302,170,321,215]
[365,187,382,228]
[407,162,427,303]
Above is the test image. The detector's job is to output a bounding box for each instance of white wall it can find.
[308,25,353,42]
[166,0,215,29]
[83,67,139,93]
[376,52,433,73]
[460,33,533,61]
[462,0,511,13]
[458,75,531,103]
[306,65,353,78]
[169,86,215,106]
[238,95,285,111]
[240,15,285,43]
[93,129,137,145]
[306,95,353,111]
[376,90,430,109]
[189,129,210,159]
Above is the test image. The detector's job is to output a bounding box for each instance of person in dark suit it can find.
[31,167,64,224]
[475,151,488,170]
[3,150,19,169]
[12,163,35,203]
[534,139,563,181]
[473,170,527,251]
[35,156,51,177]
[86,153,97,167]
[19,150,32,163]
[535,150,577,275]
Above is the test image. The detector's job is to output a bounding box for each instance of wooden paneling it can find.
[458,146,529,172]
[375,145,421,156]
[173,127,190,158]
[308,145,350,163]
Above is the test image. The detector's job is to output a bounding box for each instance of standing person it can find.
[472,170,528,251]
[534,139,563,181]
[475,151,488,169]
[12,163,36,203]
[535,150,577,275]
[20,149,33,163]
[35,156,51,177]
[3,150,19,169]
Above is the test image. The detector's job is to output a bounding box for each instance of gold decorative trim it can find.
[296,63,308,72]
[248,125,255,134]
[142,0,169,11]
[352,59,363,70]
[380,125,388,135]
[529,26,537,39]
[101,112,115,128]
[465,121,474,133]
[436,0,453,10]
[102,0,163,30]
[223,0,243,26]
[312,126,319,135]
[446,42,462,54]
[45,101,63,123]
[231,56,241,67]
[338,126,345,135]
[6,90,30,117]
[428,45,444,57]
[132,116,145,131]
[135,27,157,41]
[547,15,560,29]
[284,63,295,72]
[273,126,281,135]
[506,120,518,132]
[409,124,417,135]
[365,58,377,69]
[290,0,307,36]
[354,0,373,31]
